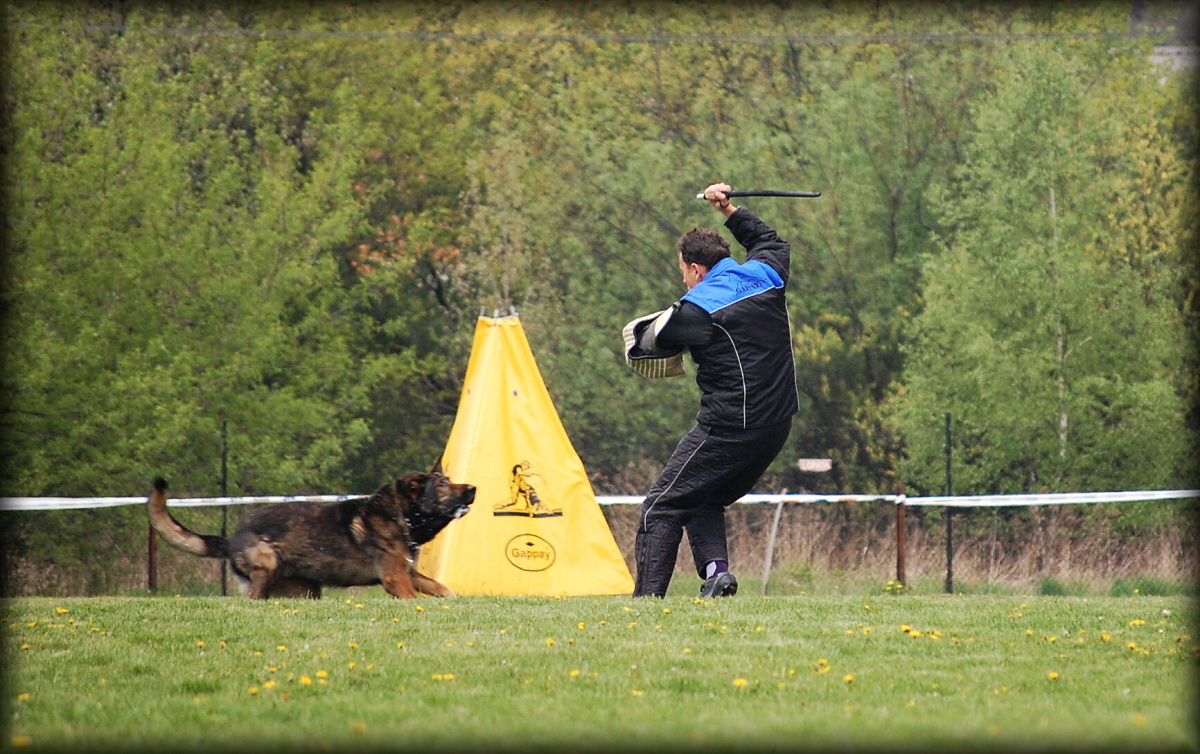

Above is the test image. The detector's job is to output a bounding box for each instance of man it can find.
[626,183,798,598]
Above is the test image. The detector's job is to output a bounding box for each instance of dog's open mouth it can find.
[453,505,471,519]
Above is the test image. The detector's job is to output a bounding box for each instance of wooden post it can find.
[147,519,157,594]
[895,483,906,587]
[760,499,785,596]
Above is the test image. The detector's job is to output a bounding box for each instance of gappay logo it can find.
[504,534,556,572]
[492,461,562,518]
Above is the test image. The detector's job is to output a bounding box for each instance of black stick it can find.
[695,189,821,199]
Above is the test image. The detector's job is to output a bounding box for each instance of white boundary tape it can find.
[901,489,1199,508]
[1,490,1196,512]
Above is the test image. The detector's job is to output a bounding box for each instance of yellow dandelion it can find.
[843,674,854,683]
[569,669,581,677]
[268,666,278,673]
[631,689,644,697]
[1101,633,1111,642]
[416,605,424,612]
[1025,629,1034,636]
[348,642,358,649]
[663,608,671,614]
[733,678,748,688]
[900,625,912,634]
[248,686,260,696]
[348,662,358,670]
[578,622,586,630]
[196,641,205,648]
[16,694,30,702]
[12,735,32,747]
[546,638,555,646]
[817,658,829,667]
[396,642,405,648]
[316,670,329,679]
[263,680,277,689]
[300,675,313,686]
[683,647,692,654]
[1132,714,1147,726]
[276,645,287,652]
[352,723,366,734]
[20,644,30,651]
[1047,672,1060,681]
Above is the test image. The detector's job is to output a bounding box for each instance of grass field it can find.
[4,590,1196,752]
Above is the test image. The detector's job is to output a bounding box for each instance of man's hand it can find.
[702,183,738,219]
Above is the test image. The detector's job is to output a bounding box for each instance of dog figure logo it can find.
[492,461,562,518]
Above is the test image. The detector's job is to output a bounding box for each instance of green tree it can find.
[889,39,1192,495]
[1,14,377,497]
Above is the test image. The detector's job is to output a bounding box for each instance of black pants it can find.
[632,418,791,597]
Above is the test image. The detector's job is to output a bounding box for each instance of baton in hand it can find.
[695,189,821,199]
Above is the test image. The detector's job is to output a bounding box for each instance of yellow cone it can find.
[418,315,634,596]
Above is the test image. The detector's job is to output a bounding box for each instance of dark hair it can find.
[676,228,730,270]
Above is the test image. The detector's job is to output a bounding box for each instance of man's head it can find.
[676,228,730,289]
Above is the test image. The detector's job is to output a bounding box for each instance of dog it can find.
[147,461,474,599]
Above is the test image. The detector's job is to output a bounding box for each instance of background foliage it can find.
[2,2,1196,593]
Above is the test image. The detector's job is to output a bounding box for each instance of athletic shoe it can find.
[699,571,738,599]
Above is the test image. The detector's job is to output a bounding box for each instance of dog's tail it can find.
[147,477,229,559]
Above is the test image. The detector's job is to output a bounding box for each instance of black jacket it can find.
[660,207,799,430]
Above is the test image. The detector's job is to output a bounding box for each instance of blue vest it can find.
[681,257,784,314]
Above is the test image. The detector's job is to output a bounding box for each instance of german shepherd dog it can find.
[147,461,474,599]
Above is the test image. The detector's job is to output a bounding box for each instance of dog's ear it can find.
[430,454,444,476]
[400,473,427,500]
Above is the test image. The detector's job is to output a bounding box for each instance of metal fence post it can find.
[944,412,954,594]
[895,482,906,587]
[220,420,228,597]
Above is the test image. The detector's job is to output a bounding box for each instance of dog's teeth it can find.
[454,507,470,519]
